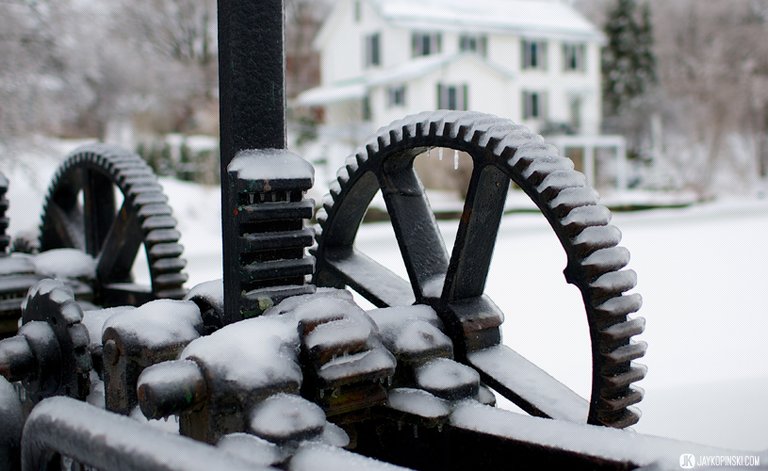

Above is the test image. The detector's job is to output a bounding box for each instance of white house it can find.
[296,0,628,190]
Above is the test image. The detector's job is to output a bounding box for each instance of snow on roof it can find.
[296,54,513,107]
[370,0,602,41]
[296,81,367,107]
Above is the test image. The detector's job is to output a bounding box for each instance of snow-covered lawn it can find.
[3,147,767,451]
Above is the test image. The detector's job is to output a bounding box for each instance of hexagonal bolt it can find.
[137,359,207,420]
[0,335,35,382]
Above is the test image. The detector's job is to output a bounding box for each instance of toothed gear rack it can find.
[0,1,751,470]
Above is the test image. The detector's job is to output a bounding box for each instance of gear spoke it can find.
[322,246,415,307]
[441,164,508,303]
[467,344,589,422]
[45,201,85,251]
[96,200,142,284]
[379,164,449,301]
[82,168,116,257]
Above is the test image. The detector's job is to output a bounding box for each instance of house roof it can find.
[370,0,603,41]
[295,53,513,107]
[296,80,367,107]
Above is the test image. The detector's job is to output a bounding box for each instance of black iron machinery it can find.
[0,0,761,470]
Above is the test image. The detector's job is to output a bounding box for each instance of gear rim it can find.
[312,111,646,428]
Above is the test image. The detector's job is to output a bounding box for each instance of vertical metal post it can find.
[218,0,286,159]
[218,0,314,325]
[219,0,286,325]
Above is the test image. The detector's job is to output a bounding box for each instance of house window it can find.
[412,32,442,57]
[522,91,547,120]
[459,34,487,57]
[438,83,468,110]
[365,33,381,68]
[569,95,583,131]
[521,39,548,70]
[354,0,361,22]
[387,85,407,107]
[563,42,586,72]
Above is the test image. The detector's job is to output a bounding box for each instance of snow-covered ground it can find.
[2,143,767,452]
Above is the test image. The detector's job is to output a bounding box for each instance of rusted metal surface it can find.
[102,300,203,415]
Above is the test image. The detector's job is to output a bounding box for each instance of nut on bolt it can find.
[137,359,207,420]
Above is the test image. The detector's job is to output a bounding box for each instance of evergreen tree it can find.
[602,0,657,114]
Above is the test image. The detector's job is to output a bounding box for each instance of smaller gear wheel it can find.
[39,144,188,307]
[0,279,92,403]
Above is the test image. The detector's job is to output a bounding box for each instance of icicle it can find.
[413,425,419,438]
[249,193,254,204]
[271,192,277,202]
[453,149,459,170]
[438,147,444,161]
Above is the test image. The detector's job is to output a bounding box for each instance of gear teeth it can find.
[138,203,173,218]
[145,229,182,244]
[571,225,623,256]
[562,205,612,236]
[355,150,368,167]
[522,159,575,187]
[602,364,647,390]
[596,406,642,429]
[133,192,168,205]
[315,207,328,227]
[464,117,505,145]
[365,142,379,158]
[508,142,558,170]
[149,243,184,260]
[590,269,637,298]
[141,215,178,231]
[322,194,335,213]
[475,123,514,148]
[548,187,598,218]
[344,157,359,175]
[153,272,189,288]
[580,247,631,278]
[598,386,644,411]
[376,133,391,151]
[594,293,643,317]
[601,317,646,343]
[336,167,350,185]
[537,169,583,198]
[151,257,187,273]
[329,182,342,202]
[601,341,647,363]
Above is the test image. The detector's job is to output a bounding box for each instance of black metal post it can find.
[218,0,314,325]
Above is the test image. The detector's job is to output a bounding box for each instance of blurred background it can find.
[1,0,767,452]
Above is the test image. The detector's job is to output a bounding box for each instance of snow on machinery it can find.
[0,0,755,470]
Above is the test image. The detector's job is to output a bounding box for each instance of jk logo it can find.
[680,453,696,469]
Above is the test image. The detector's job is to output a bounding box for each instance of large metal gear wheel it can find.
[313,111,646,428]
[39,144,188,307]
